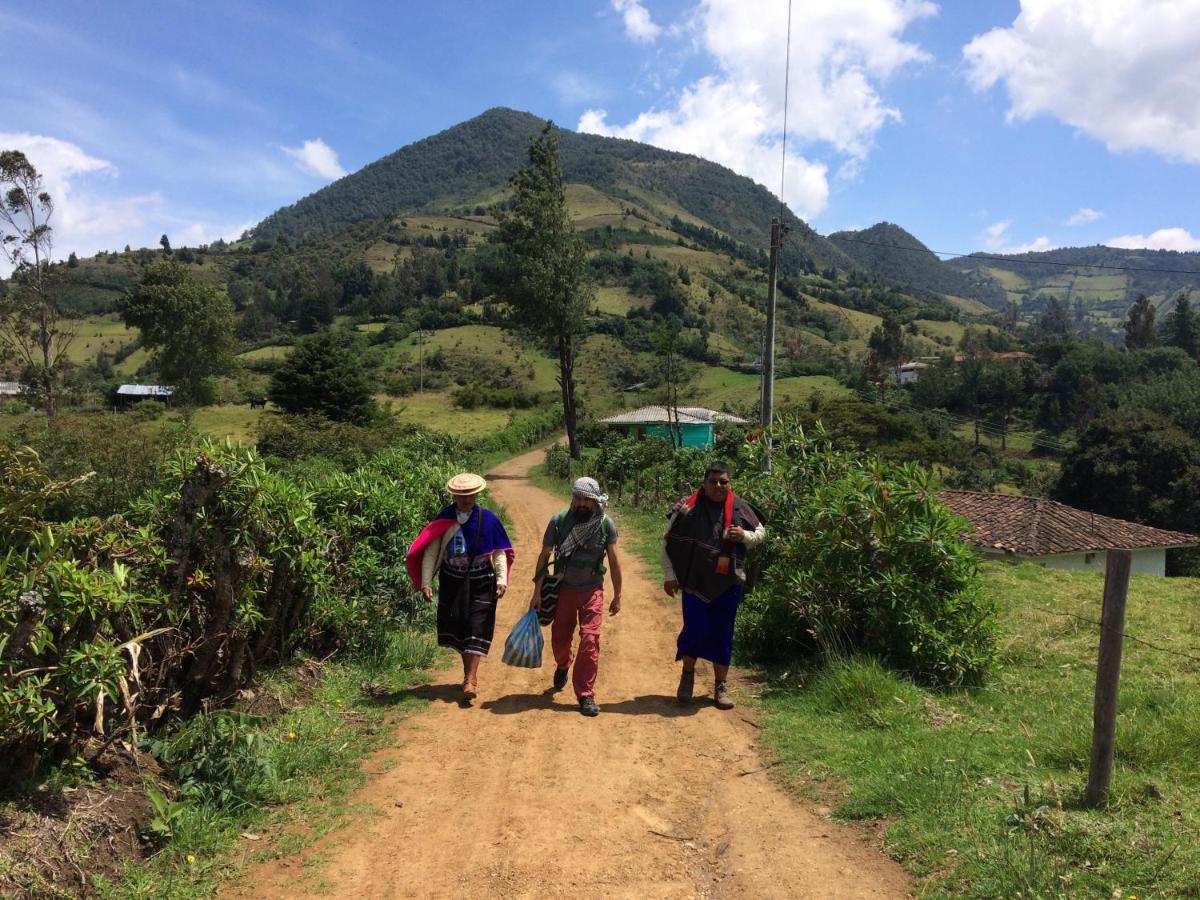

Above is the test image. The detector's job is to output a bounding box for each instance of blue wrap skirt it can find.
[675,583,744,667]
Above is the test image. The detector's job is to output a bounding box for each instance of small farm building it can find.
[898,361,930,385]
[598,406,748,449]
[938,490,1199,576]
[0,382,27,401]
[114,384,174,408]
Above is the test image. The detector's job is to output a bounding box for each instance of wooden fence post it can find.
[1086,548,1132,808]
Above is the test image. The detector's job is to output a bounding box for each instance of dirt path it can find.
[227,448,910,899]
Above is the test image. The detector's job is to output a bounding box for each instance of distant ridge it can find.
[829,222,991,302]
[251,107,852,273]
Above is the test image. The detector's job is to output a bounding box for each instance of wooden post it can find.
[1086,548,1132,808]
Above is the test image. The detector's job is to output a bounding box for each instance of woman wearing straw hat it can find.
[406,473,515,702]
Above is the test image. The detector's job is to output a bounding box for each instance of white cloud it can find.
[0,132,166,274]
[1106,228,1200,251]
[612,0,662,43]
[170,220,255,248]
[581,0,936,220]
[981,219,1055,254]
[282,138,346,179]
[1065,207,1103,226]
[963,0,1200,163]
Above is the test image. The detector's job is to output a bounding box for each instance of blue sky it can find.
[2,1,1198,267]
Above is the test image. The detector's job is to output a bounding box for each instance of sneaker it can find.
[714,681,735,710]
[677,669,695,703]
[579,696,600,717]
[552,667,569,691]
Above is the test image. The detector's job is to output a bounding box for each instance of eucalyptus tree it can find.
[0,150,74,417]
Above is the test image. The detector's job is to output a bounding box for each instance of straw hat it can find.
[446,472,487,496]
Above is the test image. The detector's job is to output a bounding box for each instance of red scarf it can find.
[680,488,735,532]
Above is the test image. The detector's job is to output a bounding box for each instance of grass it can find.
[594,286,648,315]
[190,404,266,444]
[684,367,849,409]
[383,391,532,440]
[757,563,1200,898]
[104,630,444,898]
[237,345,290,362]
[392,325,561,393]
[63,315,137,364]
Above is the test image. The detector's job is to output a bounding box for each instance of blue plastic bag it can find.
[502,609,544,668]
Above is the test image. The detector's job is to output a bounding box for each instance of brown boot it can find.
[714,681,735,710]
[677,668,695,703]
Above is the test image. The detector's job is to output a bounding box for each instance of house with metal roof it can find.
[0,381,27,399]
[114,384,174,408]
[938,489,1199,576]
[598,406,748,449]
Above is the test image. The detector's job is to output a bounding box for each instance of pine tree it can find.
[1123,294,1157,350]
[1162,293,1199,361]
[487,123,594,458]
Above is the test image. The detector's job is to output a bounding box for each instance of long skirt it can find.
[437,562,498,656]
[675,583,744,667]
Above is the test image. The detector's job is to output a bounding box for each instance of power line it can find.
[828,235,1200,278]
[778,0,793,225]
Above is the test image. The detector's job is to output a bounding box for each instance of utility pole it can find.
[759,217,782,468]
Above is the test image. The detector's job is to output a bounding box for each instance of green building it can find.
[598,406,748,450]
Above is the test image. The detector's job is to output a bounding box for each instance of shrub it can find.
[735,419,996,686]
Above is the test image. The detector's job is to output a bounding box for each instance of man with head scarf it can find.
[531,476,622,717]
[662,461,765,710]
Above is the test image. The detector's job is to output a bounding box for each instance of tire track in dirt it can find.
[225,447,910,899]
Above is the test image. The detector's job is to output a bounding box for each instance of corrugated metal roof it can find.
[116,384,174,397]
[599,406,748,426]
[0,382,26,395]
[938,490,1199,555]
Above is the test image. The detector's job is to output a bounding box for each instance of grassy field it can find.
[594,285,649,315]
[758,562,1200,897]
[190,404,267,444]
[383,390,535,440]
[683,367,849,409]
[64,315,136,364]
[944,295,996,316]
[238,345,291,362]
[392,325,562,393]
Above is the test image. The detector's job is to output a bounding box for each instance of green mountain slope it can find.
[251,107,852,275]
[829,222,1001,305]
[954,246,1200,323]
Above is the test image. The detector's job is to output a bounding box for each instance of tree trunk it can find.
[560,335,581,459]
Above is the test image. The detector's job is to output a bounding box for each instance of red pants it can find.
[551,585,604,698]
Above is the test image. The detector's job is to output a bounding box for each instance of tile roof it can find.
[937,490,1199,556]
[599,406,748,426]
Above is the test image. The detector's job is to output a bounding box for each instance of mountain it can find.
[828,222,1000,305]
[954,246,1200,320]
[251,107,852,275]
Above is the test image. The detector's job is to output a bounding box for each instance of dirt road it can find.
[228,448,910,899]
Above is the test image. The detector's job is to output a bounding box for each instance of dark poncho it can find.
[664,490,761,603]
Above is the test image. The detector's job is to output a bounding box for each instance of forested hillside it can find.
[829,222,1002,306]
[250,107,853,276]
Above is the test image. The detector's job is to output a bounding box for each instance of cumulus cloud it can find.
[0,132,167,273]
[611,0,662,43]
[282,138,346,179]
[581,0,935,220]
[963,0,1200,163]
[1065,207,1103,226]
[1106,228,1200,251]
[981,219,1055,254]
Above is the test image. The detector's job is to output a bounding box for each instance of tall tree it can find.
[654,320,686,449]
[1123,293,1157,350]
[0,150,73,418]
[868,312,905,373]
[1037,296,1071,339]
[119,260,236,404]
[488,123,593,458]
[1162,292,1199,361]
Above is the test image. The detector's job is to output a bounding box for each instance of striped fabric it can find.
[502,610,544,668]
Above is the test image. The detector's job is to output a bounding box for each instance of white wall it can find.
[981,548,1168,576]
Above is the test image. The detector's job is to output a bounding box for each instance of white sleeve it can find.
[741,522,767,548]
[491,548,509,586]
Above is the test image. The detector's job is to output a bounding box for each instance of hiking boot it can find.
[553,667,569,691]
[579,696,600,717]
[714,681,735,710]
[677,668,695,703]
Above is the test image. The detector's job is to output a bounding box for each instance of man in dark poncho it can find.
[662,462,764,709]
